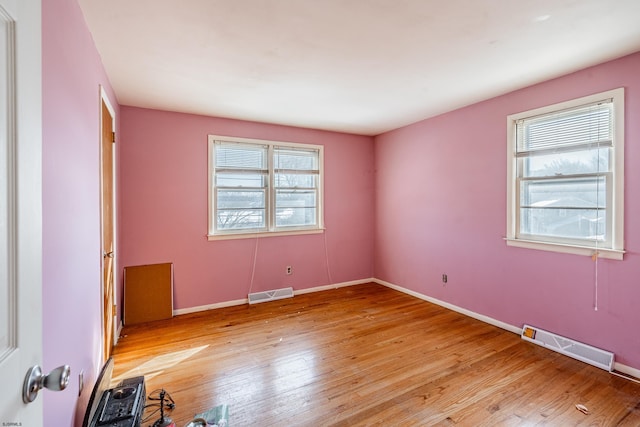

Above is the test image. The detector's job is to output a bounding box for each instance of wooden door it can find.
[0,0,43,423]
[101,95,116,361]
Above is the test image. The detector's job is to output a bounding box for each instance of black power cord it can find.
[142,388,176,427]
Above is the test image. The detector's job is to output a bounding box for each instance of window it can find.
[208,135,323,239]
[506,88,624,260]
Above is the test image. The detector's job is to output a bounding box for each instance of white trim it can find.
[373,278,522,334]
[207,227,324,241]
[612,88,625,252]
[176,277,518,331]
[293,278,372,295]
[169,277,640,381]
[115,322,123,347]
[374,278,640,382]
[505,238,624,260]
[208,134,324,238]
[172,278,370,316]
[100,86,116,119]
[613,364,640,382]
[173,298,249,316]
[506,88,625,259]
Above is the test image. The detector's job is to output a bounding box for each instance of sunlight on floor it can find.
[112,345,209,384]
[273,351,317,394]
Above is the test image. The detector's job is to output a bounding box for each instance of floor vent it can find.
[248,287,294,305]
[522,324,614,371]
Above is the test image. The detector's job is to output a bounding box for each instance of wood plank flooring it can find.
[111,283,640,426]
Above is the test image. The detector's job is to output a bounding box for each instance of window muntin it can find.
[506,88,624,259]
[209,136,323,238]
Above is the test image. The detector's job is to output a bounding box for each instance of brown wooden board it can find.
[123,263,173,325]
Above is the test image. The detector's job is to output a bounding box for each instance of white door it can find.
[0,0,43,425]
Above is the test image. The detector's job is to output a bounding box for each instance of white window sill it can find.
[208,228,325,241]
[505,238,624,260]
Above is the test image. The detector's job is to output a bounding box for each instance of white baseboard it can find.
[294,278,373,295]
[372,278,640,380]
[114,320,123,346]
[172,278,372,316]
[373,278,522,335]
[168,277,639,379]
[173,298,249,316]
[613,363,640,381]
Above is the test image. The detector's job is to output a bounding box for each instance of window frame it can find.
[208,134,324,240]
[506,88,625,260]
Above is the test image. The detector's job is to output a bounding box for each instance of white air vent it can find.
[248,287,294,305]
[521,324,614,371]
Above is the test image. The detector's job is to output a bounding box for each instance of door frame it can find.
[99,86,118,361]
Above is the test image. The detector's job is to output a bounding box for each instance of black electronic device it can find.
[84,358,146,427]
[96,379,145,426]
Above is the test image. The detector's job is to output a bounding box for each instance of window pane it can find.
[217,209,265,230]
[274,147,318,170]
[209,135,323,236]
[275,173,316,188]
[523,147,609,177]
[218,189,265,209]
[520,207,605,241]
[275,190,316,227]
[216,173,267,187]
[217,189,265,230]
[520,176,606,241]
[506,89,623,254]
[215,143,267,169]
[520,177,606,209]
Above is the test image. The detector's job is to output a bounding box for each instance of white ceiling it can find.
[78,0,640,136]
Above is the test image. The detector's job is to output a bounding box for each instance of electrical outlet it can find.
[286,266,293,275]
[442,274,448,284]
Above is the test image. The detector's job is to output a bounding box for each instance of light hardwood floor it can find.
[111,283,640,426]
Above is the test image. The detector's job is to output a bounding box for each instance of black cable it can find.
[142,389,175,424]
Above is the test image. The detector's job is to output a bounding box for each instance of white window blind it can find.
[516,101,612,154]
[214,141,268,231]
[506,88,624,259]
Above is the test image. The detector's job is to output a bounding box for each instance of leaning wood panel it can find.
[123,263,173,325]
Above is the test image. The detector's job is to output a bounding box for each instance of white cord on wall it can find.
[593,102,604,312]
[248,234,259,295]
[323,228,333,286]
[593,250,599,311]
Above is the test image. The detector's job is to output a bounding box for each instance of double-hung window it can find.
[506,88,624,259]
[208,135,323,239]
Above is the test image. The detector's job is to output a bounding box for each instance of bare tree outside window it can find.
[208,136,322,237]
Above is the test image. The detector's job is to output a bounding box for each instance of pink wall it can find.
[118,107,375,309]
[42,0,120,424]
[40,7,639,427]
[374,52,640,369]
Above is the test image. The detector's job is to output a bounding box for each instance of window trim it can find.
[207,134,324,241]
[506,88,625,260]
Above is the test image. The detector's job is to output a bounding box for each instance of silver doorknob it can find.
[23,364,71,403]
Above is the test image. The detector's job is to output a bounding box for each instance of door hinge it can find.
[112,131,116,143]
[112,304,117,316]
